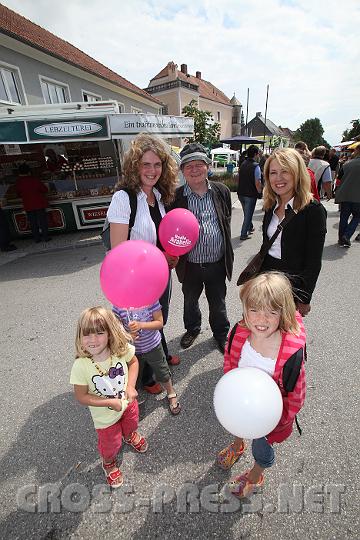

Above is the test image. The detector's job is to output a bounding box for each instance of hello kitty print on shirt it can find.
[92,362,125,399]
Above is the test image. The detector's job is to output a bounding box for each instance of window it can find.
[0,65,22,104]
[131,106,143,114]
[82,90,102,102]
[217,111,221,122]
[40,77,70,104]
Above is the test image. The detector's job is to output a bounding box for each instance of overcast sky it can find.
[2,0,360,144]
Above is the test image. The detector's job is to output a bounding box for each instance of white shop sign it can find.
[33,122,102,137]
[109,114,194,138]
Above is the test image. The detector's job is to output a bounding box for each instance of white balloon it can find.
[213,367,283,439]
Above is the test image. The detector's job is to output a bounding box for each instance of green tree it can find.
[294,118,327,150]
[182,100,221,147]
[342,119,360,142]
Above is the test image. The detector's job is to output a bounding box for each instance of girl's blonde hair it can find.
[120,133,178,206]
[75,306,132,359]
[240,272,300,335]
[263,148,313,212]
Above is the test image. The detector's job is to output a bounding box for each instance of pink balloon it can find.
[100,240,169,308]
[159,208,200,256]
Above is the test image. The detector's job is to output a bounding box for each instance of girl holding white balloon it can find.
[215,271,306,499]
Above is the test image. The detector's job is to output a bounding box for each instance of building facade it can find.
[145,61,238,145]
[245,112,295,148]
[0,4,162,115]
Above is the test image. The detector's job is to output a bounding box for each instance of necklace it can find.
[148,199,155,207]
[90,357,110,376]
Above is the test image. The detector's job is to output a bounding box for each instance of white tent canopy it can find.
[210,147,237,156]
[210,146,238,166]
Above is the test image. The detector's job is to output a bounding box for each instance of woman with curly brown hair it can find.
[106,133,181,392]
[259,148,327,316]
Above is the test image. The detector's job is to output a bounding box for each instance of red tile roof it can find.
[0,4,162,105]
[151,63,231,106]
[152,65,169,80]
[178,72,231,106]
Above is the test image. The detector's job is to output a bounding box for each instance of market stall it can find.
[210,146,238,168]
[0,102,193,238]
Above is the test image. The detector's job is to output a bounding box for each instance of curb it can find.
[0,238,103,267]
[29,238,103,255]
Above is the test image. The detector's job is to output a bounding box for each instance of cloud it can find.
[2,0,359,143]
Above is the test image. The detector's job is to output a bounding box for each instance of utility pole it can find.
[245,88,249,135]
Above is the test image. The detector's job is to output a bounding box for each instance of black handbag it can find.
[237,206,297,286]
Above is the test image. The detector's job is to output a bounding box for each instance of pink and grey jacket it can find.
[223,312,306,444]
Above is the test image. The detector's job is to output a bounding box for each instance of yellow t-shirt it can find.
[70,344,135,429]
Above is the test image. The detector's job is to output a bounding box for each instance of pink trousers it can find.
[96,400,139,461]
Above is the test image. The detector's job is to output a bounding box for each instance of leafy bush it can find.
[210,172,237,191]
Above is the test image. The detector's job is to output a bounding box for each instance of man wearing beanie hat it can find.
[171,143,234,353]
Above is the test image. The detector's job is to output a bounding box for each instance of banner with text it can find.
[109,114,194,139]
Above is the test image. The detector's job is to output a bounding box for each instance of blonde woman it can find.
[259,148,327,316]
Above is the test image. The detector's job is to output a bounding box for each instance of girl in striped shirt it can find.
[113,301,181,415]
[217,271,306,498]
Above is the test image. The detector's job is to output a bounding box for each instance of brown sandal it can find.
[124,431,148,453]
[167,392,181,415]
[102,459,123,488]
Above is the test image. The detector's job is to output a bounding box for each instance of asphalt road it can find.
[0,199,359,540]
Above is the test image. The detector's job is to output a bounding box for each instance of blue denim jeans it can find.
[239,196,257,238]
[339,202,360,240]
[252,437,275,469]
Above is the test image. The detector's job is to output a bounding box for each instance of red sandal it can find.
[102,459,123,488]
[217,440,247,470]
[124,431,148,453]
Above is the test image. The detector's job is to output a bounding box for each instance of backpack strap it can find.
[121,188,137,237]
[227,322,239,354]
[282,347,304,393]
[283,346,306,436]
[101,188,137,250]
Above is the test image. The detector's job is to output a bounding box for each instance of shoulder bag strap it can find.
[260,205,297,256]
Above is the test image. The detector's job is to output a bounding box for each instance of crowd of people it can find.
[68,133,355,499]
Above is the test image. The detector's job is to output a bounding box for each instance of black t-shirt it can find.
[148,200,163,250]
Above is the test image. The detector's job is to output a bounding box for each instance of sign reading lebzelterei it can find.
[27,117,108,141]
[109,114,194,138]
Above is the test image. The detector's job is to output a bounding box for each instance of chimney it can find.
[256,111,262,117]
[196,71,201,79]
[180,64,188,75]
